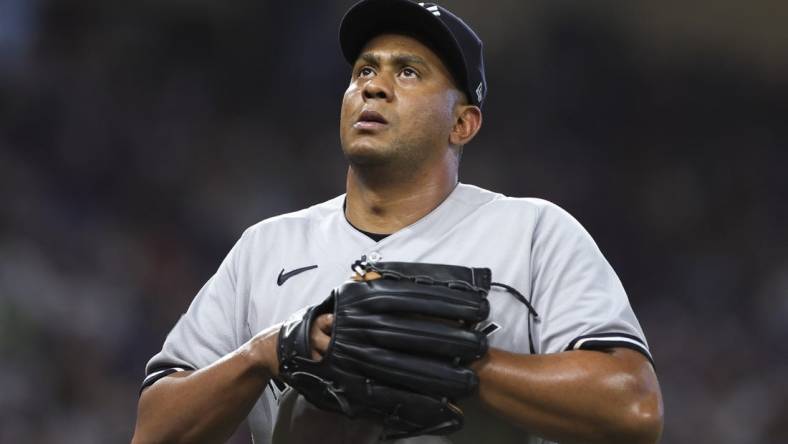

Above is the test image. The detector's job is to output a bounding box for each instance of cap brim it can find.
[339,0,467,90]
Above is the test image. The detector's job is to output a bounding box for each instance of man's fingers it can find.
[310,314,333,360]
[317,313,334,333]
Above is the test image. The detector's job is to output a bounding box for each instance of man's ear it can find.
[449,104,483,146]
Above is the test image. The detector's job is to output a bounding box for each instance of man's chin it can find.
[342,143,393,167]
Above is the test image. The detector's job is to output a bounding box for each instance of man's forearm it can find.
[132,328,279,444]
[472,347,663,444]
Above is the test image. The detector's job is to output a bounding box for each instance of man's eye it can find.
[358,67,374,77]
[401,67,418,78]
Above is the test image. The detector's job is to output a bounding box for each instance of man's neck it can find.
[344,158,458,235]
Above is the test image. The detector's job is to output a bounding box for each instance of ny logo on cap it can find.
[476,82,484,103]
[418,2,441,16]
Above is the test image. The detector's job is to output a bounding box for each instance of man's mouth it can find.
[354,110,388,130]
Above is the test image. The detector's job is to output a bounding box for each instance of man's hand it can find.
[309,313,333,360]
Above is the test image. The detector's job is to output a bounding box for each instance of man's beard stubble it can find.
[343,136,433,185]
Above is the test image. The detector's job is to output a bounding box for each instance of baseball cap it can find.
[339,0,487,107]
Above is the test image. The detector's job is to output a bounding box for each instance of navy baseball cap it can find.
[339,0,487,107]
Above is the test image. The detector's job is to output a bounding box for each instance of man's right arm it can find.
[132,314,333,444]
[132,325,280,444]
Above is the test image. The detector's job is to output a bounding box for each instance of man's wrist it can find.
[243,324,282,379]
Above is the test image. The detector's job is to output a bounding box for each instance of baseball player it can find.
[133,1,663,443]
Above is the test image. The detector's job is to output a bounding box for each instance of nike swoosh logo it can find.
[277,265,318,286]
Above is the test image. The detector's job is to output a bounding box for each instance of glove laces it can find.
[352,259,541,359]
[352,259,538,317]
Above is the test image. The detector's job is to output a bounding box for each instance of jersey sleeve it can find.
[140,230,249,392]
[529,201,653,365]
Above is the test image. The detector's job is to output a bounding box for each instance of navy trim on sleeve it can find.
[566,333,655,368]
[139,366,195,395]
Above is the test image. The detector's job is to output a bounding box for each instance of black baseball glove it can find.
[276,260,492,440]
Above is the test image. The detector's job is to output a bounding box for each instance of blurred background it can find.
[1,0,786,442]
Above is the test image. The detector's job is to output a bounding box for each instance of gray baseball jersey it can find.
[142,183,652,444]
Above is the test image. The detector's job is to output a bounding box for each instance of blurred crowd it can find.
[1,1,786,443]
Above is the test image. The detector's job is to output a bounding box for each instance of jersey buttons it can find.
[368,252,382,263]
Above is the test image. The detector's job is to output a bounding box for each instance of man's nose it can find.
[362,75,393,101]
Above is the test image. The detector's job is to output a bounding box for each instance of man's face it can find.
[339,33,463,169]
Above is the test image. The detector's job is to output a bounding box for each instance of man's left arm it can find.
[472,346,663,444]
[486,201,663,443]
